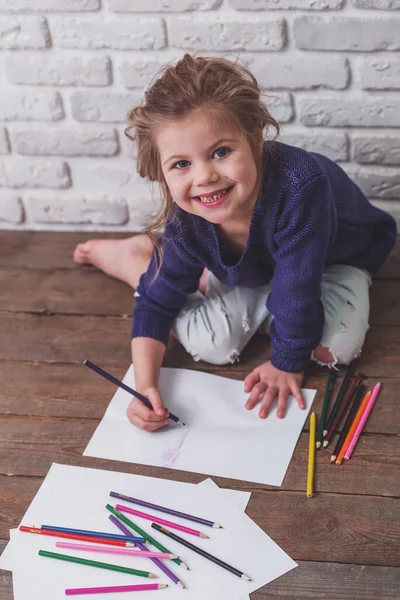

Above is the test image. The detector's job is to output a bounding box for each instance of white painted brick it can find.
[294,17,400,51]
[27,195,128,225]
[279,131,348,161]
[0,16,50,49]
[168,16,285,51]
[6,55,111,87]
[250,55,349,90]
[119,56,180,89]
[358,57,400,90]
[50,17,166,50]
[266,92,294,124]
[0,158,71,189]
[370,200,400,230]
[71,91,143,123]
[0,0,99,10]
[353,135,400,165]
[12,126,119,157]
[128,194,163,229]
[0,90,64,121]
[230,0,343,9]
[351,0,400,7]
[0,91,64,122]
[109,0,222,10]
[299,96,400,127]
[0,128,10,154]
[0,192,23,223]
[344,166,400,199]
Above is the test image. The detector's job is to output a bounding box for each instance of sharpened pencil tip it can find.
[159,584,168,589]
[177,420,186,426]
[330,456,336,463]
[178,582,185,588]
[199,533,209,539]
[180,562,189,570]
[149,573,157,578]
[213,523,222,528]
[323,440,329,448]
[241,574,251,581]
[316,441,321,449]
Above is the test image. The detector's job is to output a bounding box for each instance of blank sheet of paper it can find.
[84,367,315,486]
[1,463,296,600]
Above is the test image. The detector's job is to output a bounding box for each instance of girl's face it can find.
[156,110,261,228]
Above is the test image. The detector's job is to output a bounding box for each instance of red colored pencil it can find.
[19,526,136,547]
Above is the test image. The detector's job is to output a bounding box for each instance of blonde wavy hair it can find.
[125,53,280,266]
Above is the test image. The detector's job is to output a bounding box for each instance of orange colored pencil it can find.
[19,527,136,547]
[335,389,371,464]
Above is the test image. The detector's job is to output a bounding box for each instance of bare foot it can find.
[73,234,154,290]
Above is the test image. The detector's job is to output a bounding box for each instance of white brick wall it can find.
[0,0,399,231]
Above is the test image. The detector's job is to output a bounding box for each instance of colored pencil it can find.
[330,383,365,463]
[110,491,222,529]
[106,505,188,571]
[40,525,144,544]
[323,361,356,435]
[316,371,334,448]
[109,514,185,589]
[84,360,185,426]
[38,550,157,577]
[19,526,136,547]
[56,541,178,559]
[344,382,381,461]
[151,523,251,581]
[65,584,167,596]
[335,390,371,464]
[116,504,209,538]
[323,372,364,447]
[307,412,316,499]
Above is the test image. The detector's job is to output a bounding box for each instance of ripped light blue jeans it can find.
[172,265,371,369]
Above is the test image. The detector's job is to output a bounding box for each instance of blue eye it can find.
[173,160,190,170]
[213,147,230,158]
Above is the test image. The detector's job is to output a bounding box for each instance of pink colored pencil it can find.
[344,382,381,461]
[116,504,209,538]
[65,583,167,595]
[56,541,178,559]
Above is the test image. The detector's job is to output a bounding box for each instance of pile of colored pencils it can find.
[307,362,382,498]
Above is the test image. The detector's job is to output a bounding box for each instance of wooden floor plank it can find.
[1,313,400,378]
[1,267,399,325]
[0,362,396,435]
[0,416,398,497]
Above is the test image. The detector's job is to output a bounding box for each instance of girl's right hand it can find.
[126,387,169,431]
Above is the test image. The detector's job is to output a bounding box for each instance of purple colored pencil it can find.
[110,491,222,529]
[109,515,184,588]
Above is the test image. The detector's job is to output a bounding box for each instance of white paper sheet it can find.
[0,463,296,600]
[84,367,315,486]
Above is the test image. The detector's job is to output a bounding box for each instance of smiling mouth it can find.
[195,186,233,204]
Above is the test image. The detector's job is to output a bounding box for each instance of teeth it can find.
[198,187,230,203]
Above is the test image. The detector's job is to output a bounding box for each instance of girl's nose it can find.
[193,163,218,186]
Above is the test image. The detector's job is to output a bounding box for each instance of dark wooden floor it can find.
[0,232,399,599]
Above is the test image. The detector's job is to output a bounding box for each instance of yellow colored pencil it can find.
[307,412,316,499]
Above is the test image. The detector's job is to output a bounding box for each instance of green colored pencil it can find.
[316,371,334,448]
[106,505,188,570]
[38,550,156,578]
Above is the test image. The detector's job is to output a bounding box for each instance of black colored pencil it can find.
[83,360,185,426]
[323,361,356,435]
[151,523,251,581]
[330,383,365,463]
[323,372,364,447]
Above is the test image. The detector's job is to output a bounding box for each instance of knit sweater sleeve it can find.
[131,227,204,346]
[266,174,336,373]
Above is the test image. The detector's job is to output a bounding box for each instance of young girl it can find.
[74,54,397,432]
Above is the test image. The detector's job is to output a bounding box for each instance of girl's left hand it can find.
[244,360,305,419]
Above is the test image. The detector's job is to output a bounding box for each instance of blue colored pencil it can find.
[40,525,145,544]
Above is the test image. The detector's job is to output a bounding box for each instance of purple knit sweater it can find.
[132,142,397,372]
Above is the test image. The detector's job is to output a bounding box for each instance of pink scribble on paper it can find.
[161,429,189,468]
